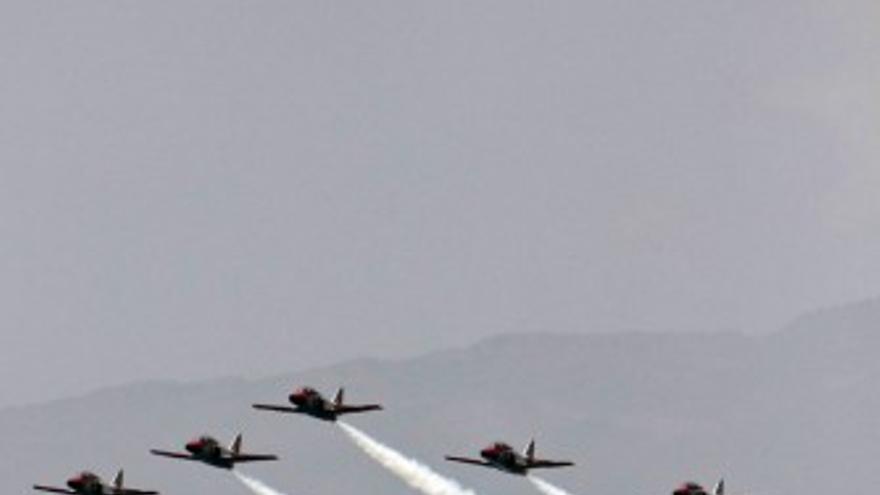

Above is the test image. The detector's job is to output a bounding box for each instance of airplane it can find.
[445,439,574,475]
[150,433,278,469]
[34,470,158,495]
[252,386,382,422]
[673,479,725,495]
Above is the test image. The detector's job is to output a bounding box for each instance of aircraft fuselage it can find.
[481,448,529,475]
[66,474,107,495]
[288,389,338,421]
[185,439,237,469]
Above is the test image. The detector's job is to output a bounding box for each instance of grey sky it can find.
[1,1,878,408]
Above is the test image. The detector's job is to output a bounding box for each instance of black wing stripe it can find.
[445,456,492,467]
[232,454,280,463]
[336,404,383,414]
[252,404,301,413]
[528,460,575,469]
[150,450,195,460]
[34,486,77,494]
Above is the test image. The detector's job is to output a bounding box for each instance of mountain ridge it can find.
[5,304,879,495]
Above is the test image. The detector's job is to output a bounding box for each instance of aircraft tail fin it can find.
[523,438,535,461]
[333,387,345,406]
[112,470,124,490]
[229,433,242,455]
[712,479,725,495]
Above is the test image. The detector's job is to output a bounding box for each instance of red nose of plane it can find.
[185,440,200,453]
[289,392,305,404]
[480,447,493,458]
[66,477,82,489]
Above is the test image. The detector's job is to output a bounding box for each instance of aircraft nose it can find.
[185,441,199,452]
[66,478,81,489]
[480,448,492,458]
[289,393,303,404]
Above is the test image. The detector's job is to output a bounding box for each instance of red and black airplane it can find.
[150,433,278,469]
[34,470,157,495]
[445,439,574,476]
[252,386,382,422]
[673,479,725,495]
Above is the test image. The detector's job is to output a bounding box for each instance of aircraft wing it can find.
[231,454,280,463]
[116,489,159,495]
[335,404,383,415]
[444,456,492,467]
[252,404,301,414]
[150,450,196,460]
[33,485,77,494]
[528,460,575,469]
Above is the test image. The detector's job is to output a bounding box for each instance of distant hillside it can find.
[4,301,880,495]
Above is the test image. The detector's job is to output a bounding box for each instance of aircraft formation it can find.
[33,385,724,495]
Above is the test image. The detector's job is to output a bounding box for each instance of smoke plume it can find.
[233,470,289,495]
[528,475,575,495]
[338,421,482,495]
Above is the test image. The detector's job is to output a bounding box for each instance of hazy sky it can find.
[1,1,878,408]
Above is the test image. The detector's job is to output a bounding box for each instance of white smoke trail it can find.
[528,475,575,495]
[232,470,289,495]
[337,421,481,495]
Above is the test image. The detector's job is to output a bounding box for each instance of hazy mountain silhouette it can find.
[5,300,880,495]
